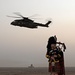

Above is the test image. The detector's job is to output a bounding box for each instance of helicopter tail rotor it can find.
[45,21,52,27]
[45,18,53,25]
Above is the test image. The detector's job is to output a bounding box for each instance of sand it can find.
[0,67,74,75]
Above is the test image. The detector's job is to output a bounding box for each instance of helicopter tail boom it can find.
[34,21,52,27]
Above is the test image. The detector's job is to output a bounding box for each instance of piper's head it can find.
[51,44,56,50]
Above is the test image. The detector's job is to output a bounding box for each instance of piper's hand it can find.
[54,55,57,57]
[51,56,54,60]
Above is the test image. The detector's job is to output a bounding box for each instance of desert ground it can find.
[0,67,74,75]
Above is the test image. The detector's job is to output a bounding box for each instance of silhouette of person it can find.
[46,35,66,75]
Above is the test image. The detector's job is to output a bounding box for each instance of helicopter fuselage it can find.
[11,18,51,28]
[11,19,38,28]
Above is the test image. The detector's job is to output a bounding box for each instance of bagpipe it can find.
[46,35,66,62]
[46,42,66,63]
[56,42,66,52]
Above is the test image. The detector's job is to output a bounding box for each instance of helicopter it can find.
[7,13,52,29]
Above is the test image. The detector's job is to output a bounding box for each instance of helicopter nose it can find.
[49,21,52,23]
[11,22,15,25]
[11,22,13,25]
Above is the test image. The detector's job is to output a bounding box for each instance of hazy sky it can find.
[0,0,75,67]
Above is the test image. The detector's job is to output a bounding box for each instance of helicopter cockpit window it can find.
[13,20,16,22]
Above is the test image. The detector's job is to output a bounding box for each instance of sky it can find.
[0,0,75,67]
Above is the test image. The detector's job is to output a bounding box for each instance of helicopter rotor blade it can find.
[45,18,52,22]
[45,18,52,24]
[30,17,42,20]
[29,14,43,20]
[29,14,40,18]
[7,15,22,18]
[13,12,24,18]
